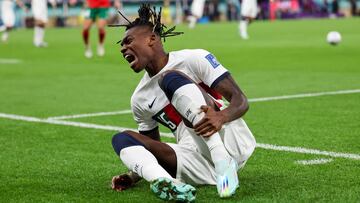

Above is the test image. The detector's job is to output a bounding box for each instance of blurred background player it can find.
[239,0,258,39]
[187,0,205,28]
[0,0,27,43]
[81,0,121,58]
[32,0,56,47]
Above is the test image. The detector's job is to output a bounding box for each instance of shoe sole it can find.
[150,178,196,202]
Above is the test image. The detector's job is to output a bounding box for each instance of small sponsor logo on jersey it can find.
[148,97,156,109]
[205,53,220,68]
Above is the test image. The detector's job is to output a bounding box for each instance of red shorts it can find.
[87,0,110,8]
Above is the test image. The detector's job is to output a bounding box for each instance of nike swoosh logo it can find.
[148,97,156,109]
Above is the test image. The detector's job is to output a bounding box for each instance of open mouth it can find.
[124,54,136,67]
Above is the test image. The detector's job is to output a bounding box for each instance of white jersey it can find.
[131,49,256,185]
[1,0,15,26]
[131,49,228,141]
[190,0,205,18]
[241,0,258,18]
[32,0,48,22]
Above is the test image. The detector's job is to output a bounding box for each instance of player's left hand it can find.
[193,106,225,137]
[111,174,134,191]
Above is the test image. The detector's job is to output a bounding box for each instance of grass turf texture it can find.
[0,18,359,202]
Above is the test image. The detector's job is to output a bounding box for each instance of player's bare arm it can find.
[194,74,248,137]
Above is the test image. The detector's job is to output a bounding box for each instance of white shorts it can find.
[190,0,205,18]
[168,118,256,185]
[1,0,15,26]
[241,0,258,18]
[32,0,48,22]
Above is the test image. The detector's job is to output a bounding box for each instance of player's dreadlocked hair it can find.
[109,3,183,43]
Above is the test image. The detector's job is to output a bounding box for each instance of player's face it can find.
[120,26,154,73]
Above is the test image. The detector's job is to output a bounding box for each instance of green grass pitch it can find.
[0,18,359,202]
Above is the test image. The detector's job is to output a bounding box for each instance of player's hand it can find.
[111,172,141,191]
[193,106,225,137]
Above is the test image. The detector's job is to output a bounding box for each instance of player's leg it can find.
[82,9,95,58]
[239,0,257,39]
[34,20,47,47]
[1,0,15,42]
[82,19,93,58]
[32,0,48,47]
[111,130,196,201]
[96,8,108,57]
[188,0,205,28]
[159,70,239,198]
[239,16,250,39]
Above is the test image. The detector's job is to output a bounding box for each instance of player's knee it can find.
[112,131,144,156]
[158,71,192,101]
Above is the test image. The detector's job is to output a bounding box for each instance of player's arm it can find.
[194,74,249,136]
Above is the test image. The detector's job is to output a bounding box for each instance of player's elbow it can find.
[240,96,249,115]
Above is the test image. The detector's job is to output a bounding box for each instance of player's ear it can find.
[148,33,157,47]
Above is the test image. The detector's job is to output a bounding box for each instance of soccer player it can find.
[81,0,121,58]
[239,0,258,39]
[110,4,256,201]
[0,0,27,43]
[31,0,56,47]
[187,0,205,29]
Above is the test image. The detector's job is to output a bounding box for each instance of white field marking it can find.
[46,89,360,120]
[0,58,22,64]
[295,158,333,165]
[257,143,360,160]
[46,110,133,120]
[1,112,360,160]
[248,89,360,102]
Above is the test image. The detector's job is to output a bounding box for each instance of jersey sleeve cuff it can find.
[210,72,230,89]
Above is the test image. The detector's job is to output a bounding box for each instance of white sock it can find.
[188,16,197,29]
[2,31,9,42]
[120,146,173,182]
[0,25,6,32]
[34,26,44,45]
[171,84,232,165]
[239,20,248,39]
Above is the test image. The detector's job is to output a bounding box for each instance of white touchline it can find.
[248,89,360,102]
[258,143,360,160]
[295,158,333,165]
[1,112,360,161]
[46,88,360,120]
[0,58,22,64]
[46,110,133,120]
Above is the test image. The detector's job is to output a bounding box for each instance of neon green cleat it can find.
[216,158,239,198]
[150,177,196,202]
